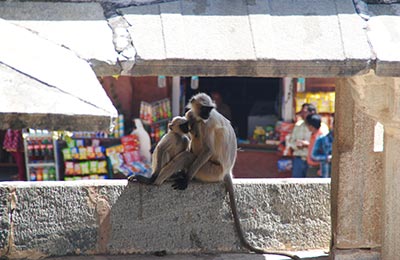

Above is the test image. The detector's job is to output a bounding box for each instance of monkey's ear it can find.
[168,122,173,131]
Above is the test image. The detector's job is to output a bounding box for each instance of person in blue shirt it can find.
[311,130,333,178]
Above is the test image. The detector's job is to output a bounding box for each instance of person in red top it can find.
[305,114,325,177]
[3,129,26,181]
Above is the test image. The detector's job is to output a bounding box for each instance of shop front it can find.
[2,0,400,259]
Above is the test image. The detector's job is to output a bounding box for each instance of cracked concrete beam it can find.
[0,1,122,76]
[105,13,138,74]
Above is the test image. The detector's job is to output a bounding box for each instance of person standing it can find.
[287,103,312,178]
[211,91,232,121]
[312,130,333,178]
[3,129,26,181]
[305,114,325,177]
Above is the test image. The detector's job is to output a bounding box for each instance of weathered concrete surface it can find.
[120,0,371,77]
[367,3,400,77]
[332,73,400,260]
[0,185,10,256]
[332,78,384,252]
[43,251,329,260]
[332,249,380,260]
[0,179,330,259]
[381,129,400,260]
[0,2,120,76]
[0,0,376,77]
[0,18,118,131]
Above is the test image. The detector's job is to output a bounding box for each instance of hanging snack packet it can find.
[95,146,106,159]
[65,162,75,175]
[76,139,85,147]
[74,163,82,175]
[79,147,87,160]
[89,161,98,174]
[71,147,80,160]
[81,162,90,175]
[62,148,72,161]
[86,146,96,159]
[98,160,108,174]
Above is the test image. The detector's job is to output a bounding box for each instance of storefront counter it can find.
[233,144,291,178]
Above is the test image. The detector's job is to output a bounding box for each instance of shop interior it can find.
[185,77,281,141]
[0,76,335,181]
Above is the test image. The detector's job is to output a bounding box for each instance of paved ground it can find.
[44,251,329,260]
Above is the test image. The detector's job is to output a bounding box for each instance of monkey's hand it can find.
[172,173,189,190]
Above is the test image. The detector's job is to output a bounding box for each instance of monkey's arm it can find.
[186,133,214,181]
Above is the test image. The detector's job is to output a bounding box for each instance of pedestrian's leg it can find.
[12,152,26,181]
[300,159,308,178]
[292,157,304,178]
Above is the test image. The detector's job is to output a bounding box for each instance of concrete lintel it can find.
[127,59,370,77]
[375,61,400,77]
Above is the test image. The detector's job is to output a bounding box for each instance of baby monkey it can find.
[128,116,190,184]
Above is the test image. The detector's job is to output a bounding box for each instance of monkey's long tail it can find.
[224,176,301,260]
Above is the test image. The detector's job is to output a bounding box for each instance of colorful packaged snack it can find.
[74,163,82,175]
[107,153,124,174]
[95,146,105,159]
[92,139,100,147]
[62,148,72,161]
[65,162,75,175]
[79,147,87,160]
[106,145,124,156]
[66,137,76,148]
[98,160,108,174]
[76,139,85,147]
[89,161,98,174]
[71,147,80,160]
[86,146,96,159]
[123,150,140,164]
[121,135,139,151]
[80,162,90,175]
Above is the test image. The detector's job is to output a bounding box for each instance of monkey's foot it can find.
[172,175,188,190]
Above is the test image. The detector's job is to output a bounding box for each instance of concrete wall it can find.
[0,179,330,259]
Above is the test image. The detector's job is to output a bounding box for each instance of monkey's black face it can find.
[200,106,213,120]
[179,121,189,134]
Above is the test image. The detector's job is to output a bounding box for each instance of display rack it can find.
[60,137,112,181]
[23,130,60,181]
[140,99,171,144]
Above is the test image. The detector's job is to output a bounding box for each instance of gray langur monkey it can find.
[155,93,300,260]
[128,116,190,184]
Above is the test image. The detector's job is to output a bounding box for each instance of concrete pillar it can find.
[331,75,384,259]
[333,72,400,260]
[172,76,181,117]
[382,127,400,259]
[282,77,294,121]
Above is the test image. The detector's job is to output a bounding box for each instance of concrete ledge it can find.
[0,179,331,259]
[332,249,380,260]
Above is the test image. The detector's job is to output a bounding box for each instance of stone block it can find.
[332,249,380,260]
[0,185,10,255]
[333,78,384,249]
[0,179,330,259]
